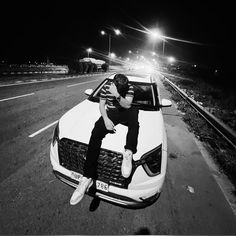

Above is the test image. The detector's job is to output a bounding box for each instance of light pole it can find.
[101,30,111,56]
[162,40,165,56]
[108,34,111,57]
[149,29,165,56]
[86,48,92,58]
[100,28,121,60]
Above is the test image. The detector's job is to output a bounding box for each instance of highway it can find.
[0,72,236,234]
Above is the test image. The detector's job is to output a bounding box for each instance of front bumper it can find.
[50,142,163,208]
[53,170,160,209]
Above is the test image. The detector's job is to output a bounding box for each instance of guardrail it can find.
[162,76,236,150]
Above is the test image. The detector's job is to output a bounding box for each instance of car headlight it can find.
[141,144,162,176]
[52,122,59,146]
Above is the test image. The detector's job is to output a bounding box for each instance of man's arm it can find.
[108,83,133,109]
[117,95,133,109]
[99,98,114,130]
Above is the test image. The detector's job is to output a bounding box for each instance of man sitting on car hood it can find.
[70,73,139,205]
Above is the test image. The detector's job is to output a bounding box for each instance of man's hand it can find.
[99,99,115,131]
[104,117,115,131]
[108,83,119,98]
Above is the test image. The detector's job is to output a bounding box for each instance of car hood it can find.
[59,99,164,160]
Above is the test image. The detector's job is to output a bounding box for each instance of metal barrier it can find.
[163,76,236,150]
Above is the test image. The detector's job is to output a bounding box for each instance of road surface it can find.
[0,72,236,234]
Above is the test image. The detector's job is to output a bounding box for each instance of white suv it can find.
[50,73,172,208]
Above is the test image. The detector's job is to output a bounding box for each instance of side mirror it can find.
[84,89,93,96]
[160,98,172,107]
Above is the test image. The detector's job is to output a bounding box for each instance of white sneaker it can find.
[70,177,93,205]
[121,149,133,178]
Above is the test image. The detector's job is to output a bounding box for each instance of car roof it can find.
[108,73,153,83]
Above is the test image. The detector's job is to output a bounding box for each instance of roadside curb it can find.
[0,72,113,88]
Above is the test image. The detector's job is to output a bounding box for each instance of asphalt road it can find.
[0,72,236,234]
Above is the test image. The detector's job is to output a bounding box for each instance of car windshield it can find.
[89,79,159,111]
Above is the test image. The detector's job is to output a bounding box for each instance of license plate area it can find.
[70,171,83,182]
[96,180,109,192]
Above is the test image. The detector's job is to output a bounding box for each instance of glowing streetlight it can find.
[128,50,132,54]
[86,48,92,58]
[110,52,116,59]
[149,29,162,40]
[167,56,176,63]
[114,29,121,35]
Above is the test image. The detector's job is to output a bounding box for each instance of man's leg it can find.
[84,110,120,179]
[121,107,139,178]
[124,107,139,154]
[83,116,109,179]
[70,110,121,205]
[70,116,109,205]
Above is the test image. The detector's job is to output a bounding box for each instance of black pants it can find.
[83,107,139,179]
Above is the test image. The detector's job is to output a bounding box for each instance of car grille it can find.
[58,138,134,188]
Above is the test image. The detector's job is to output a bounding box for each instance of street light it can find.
[110,52,116,59]
[140,55,145,60]
[167,56,176,63]
[149,29,162,40]
[149,28,165,56]
[86,48,92,58]
[114,29,121,35]
[100,28,121,61]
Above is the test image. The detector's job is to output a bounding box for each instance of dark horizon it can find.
[0,1,233,72]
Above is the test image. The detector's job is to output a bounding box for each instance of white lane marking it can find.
[0,93,35,102]
[29,120,58,138]
[67,79,100,87]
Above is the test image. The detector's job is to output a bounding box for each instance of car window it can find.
[132,83,155,106]
[89,79,159,111]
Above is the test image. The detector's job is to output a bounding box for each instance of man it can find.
[70,74,139,205]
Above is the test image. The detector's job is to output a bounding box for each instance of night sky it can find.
[1,1,233,72]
